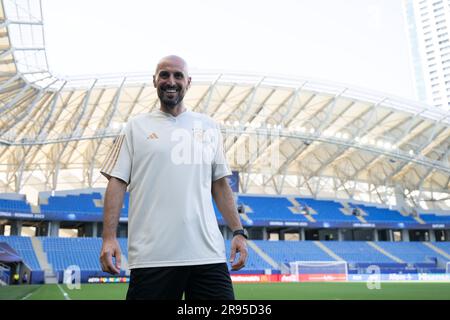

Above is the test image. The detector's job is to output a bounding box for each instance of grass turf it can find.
[1,282,450,300]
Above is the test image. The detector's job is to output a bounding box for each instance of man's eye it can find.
[159,71,169,78]
[174,72,184,79]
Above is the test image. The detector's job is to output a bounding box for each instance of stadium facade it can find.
[0,0,448,209]
[0,0,450,286]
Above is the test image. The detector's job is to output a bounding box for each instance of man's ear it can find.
[153,75,156,88]
[187,76,192,89]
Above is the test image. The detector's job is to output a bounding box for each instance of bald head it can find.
[155,55,189,76]
[153,55,192,113]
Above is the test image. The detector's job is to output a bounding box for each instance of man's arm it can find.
[212,177,248,271]
[100,177,127,274]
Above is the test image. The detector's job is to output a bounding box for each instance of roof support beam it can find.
[210,85,234,118]
[191,74,221,113]
[16,84,67,189]
[0,78,58,138]
[0,83,31,115]
[87,78,127,185]
[279,84,306,126]
[0,73,21,92]
[224,76,265,123]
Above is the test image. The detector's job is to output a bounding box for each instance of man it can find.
[99,55,248,300]
[13,272,19,285]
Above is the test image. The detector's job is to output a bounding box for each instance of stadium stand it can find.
[118,238,128,258]
[253,240,335,264]
[32,192,441,226]
[353,204,416,223]
[376,242,450,263]
[38,191,129,217]
[0,195,31,214]
[226,241,273,272]
[0,236,41,270]
[1,235,450,283]
[3,191,444,224]
[41,237,103,271]
[1,191,449,283]
[433,242,450,255]
[40,193,103,214]
[40,237,126,282]
[237,196,309,222]
[322,241,396,263]
[296,198,359,222]
[420,213,450,223]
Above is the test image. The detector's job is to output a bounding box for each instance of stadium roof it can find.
[1,0,450,210]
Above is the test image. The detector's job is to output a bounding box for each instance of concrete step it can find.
[239,213,253,225]
[45,276,58,284]
[30,237,48,269]
[356,215,368,223]
[339,207,353,215]
[400,208,425,224]
[287,197,318,215]
[413,216,426,224]
[340,202,351,209]
[303,214,316,223]
[247,240,288,273]
[93,199,103,208]
[287,197,317,223]
[287,197,301,207]
[338,207,368,223]
[313,241,344,261]
[366,242,404,263]
[423,242,450,260]
[30,237,57,284]
[30,205,41,214]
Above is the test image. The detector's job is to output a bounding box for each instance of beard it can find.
[160,95,183,108]
[158,86,184,108]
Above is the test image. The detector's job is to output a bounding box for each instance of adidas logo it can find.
[147,132,159,140]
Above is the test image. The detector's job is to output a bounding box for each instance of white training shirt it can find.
[100,110,231,268]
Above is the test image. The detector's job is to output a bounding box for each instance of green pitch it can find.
[1,282,450,300]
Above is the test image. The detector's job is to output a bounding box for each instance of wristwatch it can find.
[232,229,248,239]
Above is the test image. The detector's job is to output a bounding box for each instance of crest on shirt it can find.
[192,128,205,142]
[192,128,215,144]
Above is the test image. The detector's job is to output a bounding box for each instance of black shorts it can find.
[126,262,235,300]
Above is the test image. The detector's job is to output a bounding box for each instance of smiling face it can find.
[153,56,191,110]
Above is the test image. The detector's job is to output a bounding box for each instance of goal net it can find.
[289,261,348,282]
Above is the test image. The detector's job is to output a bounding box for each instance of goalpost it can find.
[446,262,450,280]
[289,261,348,282]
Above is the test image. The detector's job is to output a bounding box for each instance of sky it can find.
[41,0,415,100]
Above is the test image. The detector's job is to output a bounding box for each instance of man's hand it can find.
[100,238,122,275]
[229,235,248,271]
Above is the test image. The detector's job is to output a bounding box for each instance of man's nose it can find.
[167,75,176,86]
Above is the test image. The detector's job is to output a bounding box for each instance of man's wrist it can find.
[232,228,248,239]
[102,233,117,241]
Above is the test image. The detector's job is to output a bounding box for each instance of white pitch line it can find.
[20,285,42,300]
[56,284,71,300]
[21,292,33,300]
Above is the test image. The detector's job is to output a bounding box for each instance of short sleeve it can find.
[212,124,232,181]
[100,123,133,184]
